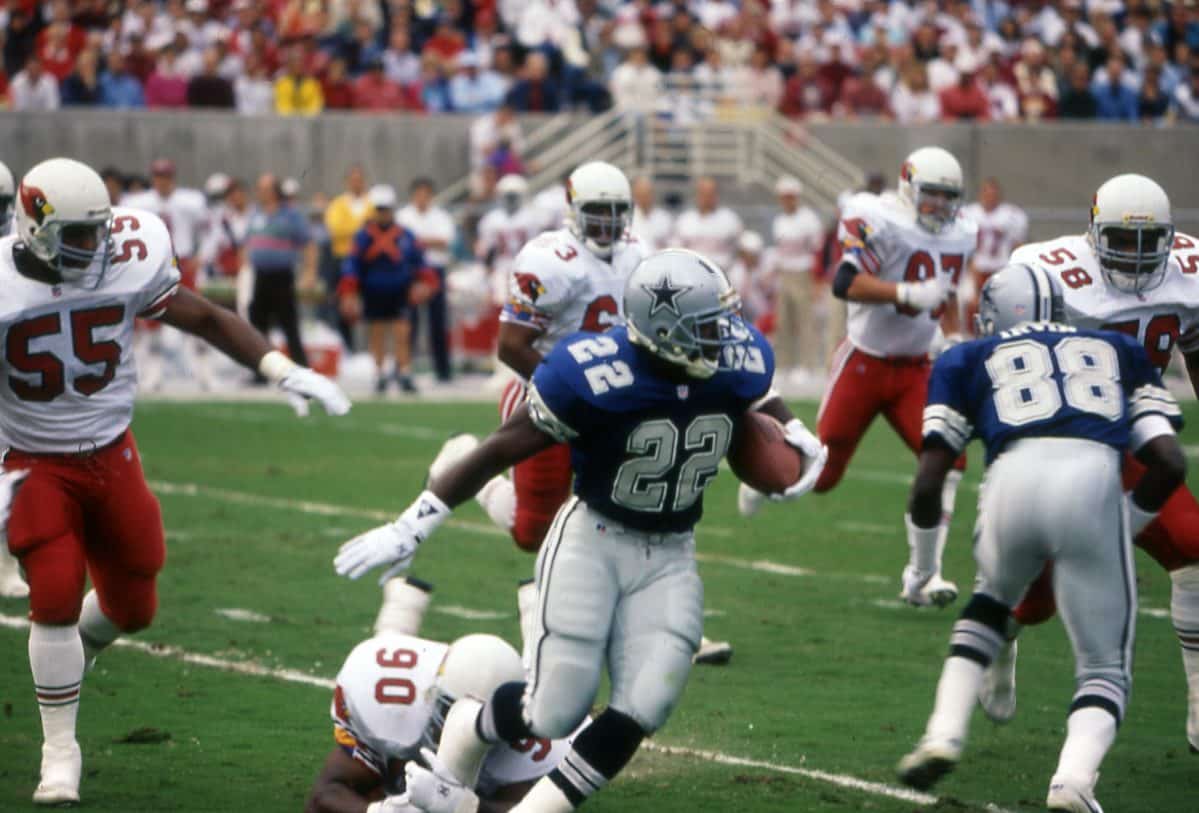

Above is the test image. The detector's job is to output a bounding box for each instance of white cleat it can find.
[896,736,961,791]
[980,639,1018,723]
[693,635,734,666]
[1187,690,1199,754]
[1047,773,1104,813]
[33,741,81,806]
[0,565,29,598]
[737,483,765,518]
[900,566,959,608]
[427,434,480,485]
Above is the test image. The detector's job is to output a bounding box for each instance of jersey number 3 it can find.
[7,306,127,401]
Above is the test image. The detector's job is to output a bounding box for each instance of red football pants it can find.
[815,341,965,493]
[500,379,573,552]
[5,430,166,629]
[1013,454,1199,625]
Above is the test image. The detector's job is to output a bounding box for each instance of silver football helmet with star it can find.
[624,248,749,379]
[975,262,1064,336]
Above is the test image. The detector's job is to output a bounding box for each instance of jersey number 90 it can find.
[984,337,1122,427]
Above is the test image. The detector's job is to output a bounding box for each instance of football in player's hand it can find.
[727,412,803,495]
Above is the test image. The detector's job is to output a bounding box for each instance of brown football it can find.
[727,412,804,495]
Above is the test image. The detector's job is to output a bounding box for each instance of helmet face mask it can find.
[897,147,964,234]
[567,161,632,259]
[912,183,961,233]
[576,200,631,252]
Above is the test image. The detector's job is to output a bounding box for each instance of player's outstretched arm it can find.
[832,260,946,311]
[1131,433,1188,520]
[907,442,957,560]
[305,748,389,813]
[334,406,556,582]
[159,288,350,416]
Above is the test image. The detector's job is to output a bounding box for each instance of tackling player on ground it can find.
[897,263,1184,812]
[740,146,977,608]
[334,249,827,813]
[981,173,1199,753]
[0,157,350,806]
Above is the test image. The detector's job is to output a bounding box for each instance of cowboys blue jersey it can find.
[924,322,1182,465]
[528,325,774,533]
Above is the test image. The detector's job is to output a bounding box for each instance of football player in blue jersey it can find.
[897,263,1187,813]
[333,248,828,812]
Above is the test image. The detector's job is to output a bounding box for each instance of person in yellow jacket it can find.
[324,165,373,346]
[274,47,324,115]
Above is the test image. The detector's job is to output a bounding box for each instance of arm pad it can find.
[832,261,858,300]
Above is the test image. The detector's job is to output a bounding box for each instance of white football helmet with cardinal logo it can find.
[15,157,113,284]
[897,147,964,234]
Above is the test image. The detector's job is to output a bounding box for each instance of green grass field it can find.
[0,398,1192,811]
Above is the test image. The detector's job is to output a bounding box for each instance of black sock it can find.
[548,708,646,807]
[477,680,533,743]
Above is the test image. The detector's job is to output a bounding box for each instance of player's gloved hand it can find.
[258,350,351,417]
[405,748,480,813]
[770,419,828,501]
[334,491,450,583]
[900,565,935,606]
[366,793,422,813]
[0,469,29,527]
[896,279,947,312]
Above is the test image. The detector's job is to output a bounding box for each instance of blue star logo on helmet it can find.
[643,275,691,317]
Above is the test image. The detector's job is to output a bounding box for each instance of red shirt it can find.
[939,82,991,121]
[322,78,354,109]
[352,74,406,111]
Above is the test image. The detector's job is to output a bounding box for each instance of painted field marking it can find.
[835,521,897,536]
[433,606,510,621]
[872,597,1173,622]
[0,612,1015,812]
[214,608,272,623]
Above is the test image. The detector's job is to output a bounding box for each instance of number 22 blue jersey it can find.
[527,325,774,533]
[924,322,1183,465]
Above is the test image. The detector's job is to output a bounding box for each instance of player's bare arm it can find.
[496,321,544,380]
[1132,433,1188,514]
[430,405,557,507]
[908,441,958,529]
[305,748,384,813]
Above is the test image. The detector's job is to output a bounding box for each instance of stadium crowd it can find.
[4,0,1199,123]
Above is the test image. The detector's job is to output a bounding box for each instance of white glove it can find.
[405,748,480,813]
[896,279,947,312]
[770,419,829,501]
[0,469,28,528]
[366,794,422,813]
[900,564,935,606]
[334,491,450,583]
[259,350,351,416]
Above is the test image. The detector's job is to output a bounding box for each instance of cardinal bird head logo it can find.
[19,183,54,225]
[515,272,546,303]
[900,161,915,183]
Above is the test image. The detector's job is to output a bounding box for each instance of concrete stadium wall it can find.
[1,111,1194,235]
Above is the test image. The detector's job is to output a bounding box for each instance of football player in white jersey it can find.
[986,173,1199,753]
[308,578,581,813]
[742,147,978,608]
[960,177,1028,330]
[0,157,350,806]
[0,157,25,598]
[476,175,544,304]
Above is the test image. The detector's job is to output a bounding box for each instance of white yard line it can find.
[0,611,1014,812]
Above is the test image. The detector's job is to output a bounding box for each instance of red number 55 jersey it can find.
[1010,232,1199,374]
[0,207,179,453]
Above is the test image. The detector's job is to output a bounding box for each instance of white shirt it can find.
[235,76,275,115]
[470,114,525,169]
[10,71,60,111]
[120,187,210,258]
[961,202,1029,275]
[728,252,778,323]
[771,207,825,274]
[397,204,456,268]
[631,206,675,252]
[890,84,941,124]
[672,207,743,270]
[0,211,179,453]
[609,62,663,114]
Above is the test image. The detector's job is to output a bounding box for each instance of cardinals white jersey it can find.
[330,633,577,796]
[0,208,179,453]
[501,228,648,360]
[1010,231,1199,374]
[771,206,824,274]
[961,201,1029,275]
[672,207,743,269]
[120,187,209,258]
[477,206,544,274]
[838,192,977,358]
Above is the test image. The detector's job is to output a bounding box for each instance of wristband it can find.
[1126,494,1158,536]
[905,513,940,574]
[258,350,299,383]
[401,489,452,539]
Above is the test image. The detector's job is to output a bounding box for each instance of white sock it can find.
[78,590,121,664]
[510,775,576,812]
[517,580,539,668]
[29,623,84,748]
[436,699,491,787]
[1171,565,1199,701]
[374,577,431,636]
[1054,706,1117,780]
[477,475,516,532]
[935,470,962,573]
[925,656,984,745]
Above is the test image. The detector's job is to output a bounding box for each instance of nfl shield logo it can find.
[676,385,689,400]
[51,286,62,298]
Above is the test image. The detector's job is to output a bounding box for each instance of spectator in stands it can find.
[470,103,524,169]
[186,46,235,108]
[770,175,823,382]
[448,51,508,113]
[418,53,454,111]
[145,44,190,108]
[890,62,940,123]
[834,62,892,119]
[505,51,560,112]
[35,17,83,82]
[979,57,1020,121]
[61,48,103,106]
[1013,37,1059,119]
[340,18,383,75]
[383,25,421,86]
[673,176,743,270]
[246,172,312,371]
[779,53,836,118]
[940,52,990,121]
[610,45,662,113]
[1058,61,1099,118]
[339,184,425,394]
[274,45,324,115]
[1138,70,1170,122]
[735,44,784,108]
[630,175,674,252]
[235,51,275,115]
[647,17,677,74]
[1091,53,1139,120]
[4,2,43,78]
[423,15,467,64]
[321,56,355,110]
[353,55,408,111]
[398,177,456,382]
[10,55,60,111]
[1173,69,1199,122]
